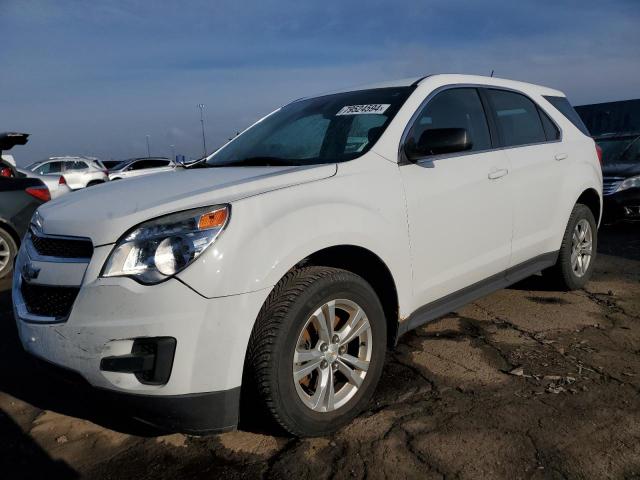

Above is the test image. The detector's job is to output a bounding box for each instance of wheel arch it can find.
[295,244,400,347]
[576,188,601,225]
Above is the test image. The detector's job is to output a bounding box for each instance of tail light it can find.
[595,144,603,166]
[59,175,67,185]
[26,186,51,202]
[0,167,13,177]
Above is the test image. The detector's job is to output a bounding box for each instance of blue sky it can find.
[1,0,639,164]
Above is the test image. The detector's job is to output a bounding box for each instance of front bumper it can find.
[12,241,271,432]
[603,187,640,223]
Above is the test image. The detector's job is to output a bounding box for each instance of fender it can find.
[177,155,414,318]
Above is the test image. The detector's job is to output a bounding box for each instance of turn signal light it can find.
[595,144,603,166]
[59,175,67,185]
[198,207,228,230]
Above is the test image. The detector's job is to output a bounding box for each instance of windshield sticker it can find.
[336,104,390,116]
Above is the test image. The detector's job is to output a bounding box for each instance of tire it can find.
[246,266,387,437]
[0,227,18,279]
[543,203,597,290]
[87,180,103,187]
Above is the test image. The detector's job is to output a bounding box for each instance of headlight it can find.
[617,175,640,193]
[102,205,229,284]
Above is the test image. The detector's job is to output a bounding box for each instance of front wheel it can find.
[246,267,387,437]
[543,203,597,290]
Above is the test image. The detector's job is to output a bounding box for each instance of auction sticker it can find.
[336,104,390,115]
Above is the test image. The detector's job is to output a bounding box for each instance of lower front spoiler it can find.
[104,387,241,435]
[30,354,240,435]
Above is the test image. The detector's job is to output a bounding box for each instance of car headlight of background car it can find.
[102,205,229,284]
[616,175,640,193]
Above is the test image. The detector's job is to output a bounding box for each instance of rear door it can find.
[63,160,89,189]
[399,87,513,308]
[482,88,565,267]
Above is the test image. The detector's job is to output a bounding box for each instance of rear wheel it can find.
[0,228,18,279]
[87,180,104,187]
[543,203,597,290]
[246,267,387,437]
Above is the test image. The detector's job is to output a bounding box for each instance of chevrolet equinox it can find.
[13,74,603,436]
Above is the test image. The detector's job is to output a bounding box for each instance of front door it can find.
[399,87,513,309]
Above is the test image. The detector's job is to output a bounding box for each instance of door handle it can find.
[488,168,508,180]
[555,153,568,161]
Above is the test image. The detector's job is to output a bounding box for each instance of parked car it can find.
[22,156,109,190]
[12,74,602,436]
[0,132,29,178]
[102,159,123,170]
[108,157,174,180]
[595,132,640,222]
[0,132,51,278]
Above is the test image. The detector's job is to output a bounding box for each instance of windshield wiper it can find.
[207,156,303,167]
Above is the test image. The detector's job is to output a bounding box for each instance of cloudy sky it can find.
[2,0,639,164]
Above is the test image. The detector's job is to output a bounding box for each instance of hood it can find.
[37,164,337,244]
[602,162,640,178]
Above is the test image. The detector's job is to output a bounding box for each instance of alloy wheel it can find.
[293,299,372,412]
[571,218,593,277]
[0,236,10,272]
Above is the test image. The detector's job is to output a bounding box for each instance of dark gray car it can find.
[0,132,50,278]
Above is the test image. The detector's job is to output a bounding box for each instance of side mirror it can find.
[405,128,472,161]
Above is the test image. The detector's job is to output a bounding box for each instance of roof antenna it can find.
[490,70,495,77]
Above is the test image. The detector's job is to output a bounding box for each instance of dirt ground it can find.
[1,224,639,479]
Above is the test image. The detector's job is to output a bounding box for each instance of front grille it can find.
[30,231,93,259]
[20,281,80,319]
[603,177,625,196]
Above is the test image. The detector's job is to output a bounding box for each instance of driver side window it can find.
[408,88,491,155]
[37,161,63,175]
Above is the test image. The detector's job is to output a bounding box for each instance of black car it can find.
[0,131,50,278]
[596,133,640,223]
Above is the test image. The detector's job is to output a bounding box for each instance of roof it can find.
[309,73,564,98]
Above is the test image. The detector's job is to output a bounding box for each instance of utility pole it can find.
[146,135,151,157]
[198,103,207,157]
[170,144,176,162]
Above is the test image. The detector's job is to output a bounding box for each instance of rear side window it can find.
[486,89,546,147]
[543,95,590,136]
[408,88,491,153]
[538,108,560,141]
[67,161,88,171]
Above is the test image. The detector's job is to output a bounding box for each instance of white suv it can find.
[12,74,602,437]
[23,156,109,189]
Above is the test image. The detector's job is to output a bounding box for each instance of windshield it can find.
[596,135,640,165]
[26,161,43,170]
[111,160,132,171]
[205,87,414,167]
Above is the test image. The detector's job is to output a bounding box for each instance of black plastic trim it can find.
[398,251,559,337]
[104,387,241,434]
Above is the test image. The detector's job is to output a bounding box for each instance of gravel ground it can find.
[1,224,639,479]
